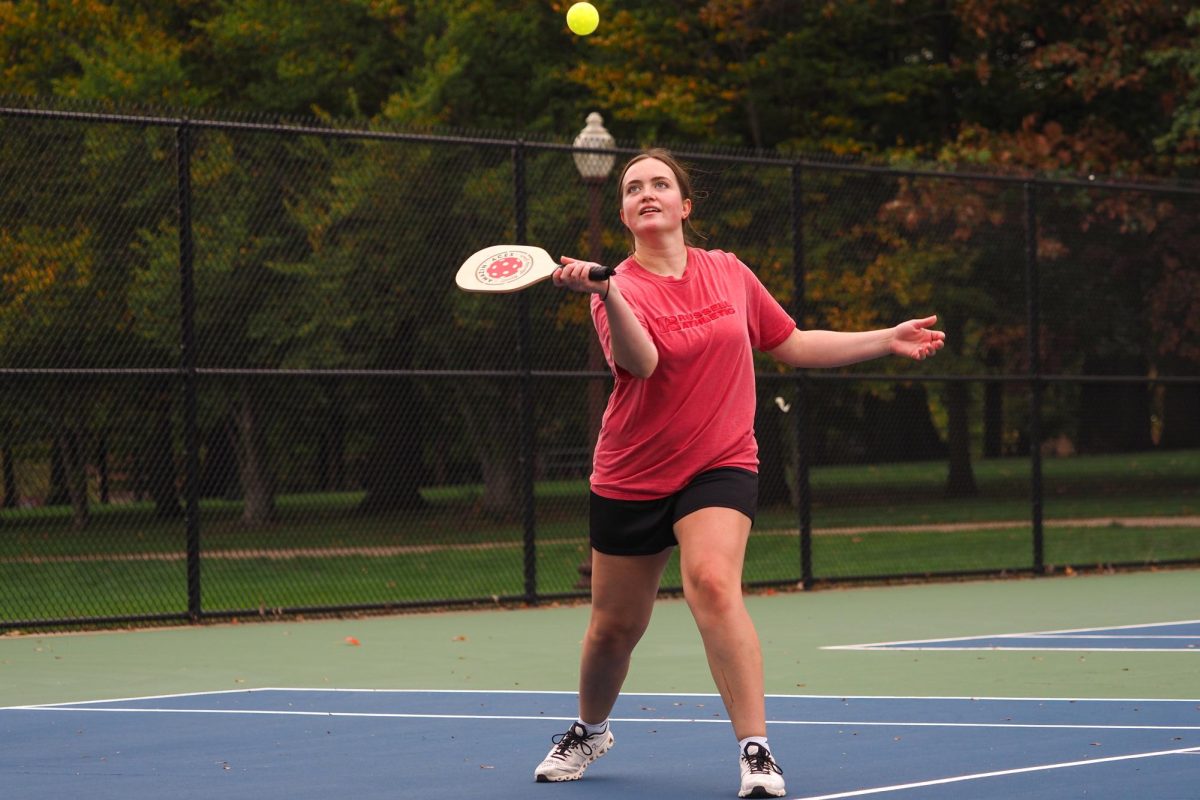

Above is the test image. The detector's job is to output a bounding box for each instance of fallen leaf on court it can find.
[452,635,468,642]
[480,765,494,770]
[345,636,361,646]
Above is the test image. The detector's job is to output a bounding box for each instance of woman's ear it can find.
[681,198,692,220]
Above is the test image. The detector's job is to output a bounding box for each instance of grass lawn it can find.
[1,450,1196,625]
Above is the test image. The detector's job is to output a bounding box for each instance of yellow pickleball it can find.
[566,2,599,36]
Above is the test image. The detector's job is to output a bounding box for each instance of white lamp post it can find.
[573,112,615,591]
[573,112,617,182]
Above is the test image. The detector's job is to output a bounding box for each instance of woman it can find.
[535,149,945,798]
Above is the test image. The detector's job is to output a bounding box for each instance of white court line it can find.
[2,687,266,711]
[1027,634,1199,639]
[253,688,1200,703]
[6,707,585,722]
[825,619,1200,651]
[9,705,1200,732]
[790,745,1200,800]
[825,619,1200,648]
[844,642,1200,652]
[1015,619,1200,635]
[10,688,1200,708]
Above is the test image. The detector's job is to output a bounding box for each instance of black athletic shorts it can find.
[588,467,758,556]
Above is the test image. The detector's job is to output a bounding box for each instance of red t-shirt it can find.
[589,248,796,500]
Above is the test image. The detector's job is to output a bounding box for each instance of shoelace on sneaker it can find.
[742,744,783,776]
[549,724,599,761]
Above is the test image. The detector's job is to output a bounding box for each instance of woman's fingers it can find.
[554,259,604,293]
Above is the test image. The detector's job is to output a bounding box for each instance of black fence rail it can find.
[1,102,1197,631]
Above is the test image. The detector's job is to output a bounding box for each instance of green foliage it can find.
[1,0,1197,530]
[1150,9,1200,173]
[1,0,1194,170]
[196,0,410,116]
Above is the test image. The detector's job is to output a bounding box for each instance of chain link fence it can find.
[1,101,1197,630]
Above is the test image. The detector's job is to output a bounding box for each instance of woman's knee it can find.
[683,566,742,618]
[586,612,650,653]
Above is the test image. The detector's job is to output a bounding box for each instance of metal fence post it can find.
[177,120,202,621]
[1024,181,1045,574]
[792,164,814,589]
[513,140,538,602]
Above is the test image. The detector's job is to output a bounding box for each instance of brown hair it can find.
[617,148,706,245]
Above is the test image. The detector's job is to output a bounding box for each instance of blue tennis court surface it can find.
[826,619,1200,652]
[3,689,1198,799]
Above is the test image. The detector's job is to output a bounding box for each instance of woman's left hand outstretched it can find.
[891,315,945,361]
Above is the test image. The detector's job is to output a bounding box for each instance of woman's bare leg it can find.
[578,548,673,723]
[673,507,765,739]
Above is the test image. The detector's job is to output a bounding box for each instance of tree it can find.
[2,0,1197,532]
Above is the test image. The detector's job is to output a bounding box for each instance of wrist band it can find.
[600,279,610,301]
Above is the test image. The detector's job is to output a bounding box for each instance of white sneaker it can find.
[533,722,614,782]
[738,742,786,798]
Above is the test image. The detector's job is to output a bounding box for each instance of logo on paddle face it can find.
[476,250,534,286]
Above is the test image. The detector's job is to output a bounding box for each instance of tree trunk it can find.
[318,383,347,492]
[477,447,522,519]
[358,377,427,513]
[863,384,945,462]
[757,393,790,507]
[200,416,240,500]
[475,380,523,521]
[233,380,276,524]
[983,349,1004,458]
[1159,382,1200,449]
[359,319,428,514]
[944,380,978,498]
[1076,357,1153,454]
[149,387,181,519]
[450,378,524,521]
[57,427,90,529]
[47,433,71,506]
[96,434,110,504]
[1,444,16,509]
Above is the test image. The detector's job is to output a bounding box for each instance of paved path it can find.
[4,517,1197,563]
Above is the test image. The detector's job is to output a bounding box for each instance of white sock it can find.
[579,718,608,736]
[739,736,770,755]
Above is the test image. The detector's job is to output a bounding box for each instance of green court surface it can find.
[2,569,1197,709]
